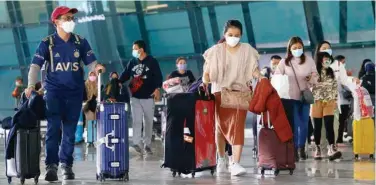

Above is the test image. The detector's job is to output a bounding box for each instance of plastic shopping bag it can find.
[348,81,374,120]
[271,74,290,99]
[162,77,184,94]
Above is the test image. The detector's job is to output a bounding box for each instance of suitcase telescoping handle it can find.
[97,69,103,104]
[260,112,271,129]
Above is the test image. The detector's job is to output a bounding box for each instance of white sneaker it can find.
[83,129,87,143]
[216,158,228,174]
[327,144,342,161]
[230,163,246,176]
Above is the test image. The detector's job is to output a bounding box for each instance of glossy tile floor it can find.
[0,137,374,185]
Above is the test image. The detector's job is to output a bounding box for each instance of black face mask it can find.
[111,78,118,82]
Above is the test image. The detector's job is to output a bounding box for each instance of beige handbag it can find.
[220,87,253,110]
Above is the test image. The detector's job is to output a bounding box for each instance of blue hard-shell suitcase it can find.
[96,103,129,182]
[95,71,129,182]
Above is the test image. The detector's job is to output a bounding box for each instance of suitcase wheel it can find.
[99,174,105,182]
[260,168,265,176]
[210,169,215,176]
[172,171,177,177]
[274,169,279,176]
[7,177,11,184]
[34,176,39,184]
[354,154,359,160]
[20,177,25,185]
[191,172,195,178]
[122,173,129,182]
[370,154,374,159]
[289,169,294,175]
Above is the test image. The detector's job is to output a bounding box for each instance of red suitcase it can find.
[258,112,295,176]
[194,97,216,170]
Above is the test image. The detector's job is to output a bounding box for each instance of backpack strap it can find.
[73,33,80,45]
[48,35,54,72]
[72,33,85,76]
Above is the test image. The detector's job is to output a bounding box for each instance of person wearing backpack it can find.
[24,6,105,182]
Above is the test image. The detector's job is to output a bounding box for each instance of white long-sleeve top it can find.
[330,60,354,113]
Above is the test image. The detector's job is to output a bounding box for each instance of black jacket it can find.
[6,92,45,159]
[361,72,375,94]
[120,55,163,99]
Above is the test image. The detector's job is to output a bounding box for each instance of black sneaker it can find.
[294,148,300,162]
[45,164,58,182]
[61,164,75,180]
[299,147,307,160]
[144,146,153,155]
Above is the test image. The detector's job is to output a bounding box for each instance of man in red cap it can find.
[25,6,105,182]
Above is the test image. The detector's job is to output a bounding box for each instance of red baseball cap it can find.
[51,6,78,22]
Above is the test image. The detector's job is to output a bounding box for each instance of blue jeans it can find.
[292,101,310,148]
[44,92,83,166]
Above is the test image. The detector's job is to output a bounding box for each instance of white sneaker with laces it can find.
[230,163,246,176]
[216,158,228,174]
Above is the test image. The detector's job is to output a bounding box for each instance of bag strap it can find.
[290,62,302,91]
[48,36,54,73]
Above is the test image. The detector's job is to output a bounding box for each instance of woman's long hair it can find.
[315,41,331,55]
[314,41,333,62]
[315,52,335,81]
[85,71,98,100]
[285,36,306,66]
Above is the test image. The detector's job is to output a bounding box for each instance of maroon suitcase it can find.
[257,112,295,176]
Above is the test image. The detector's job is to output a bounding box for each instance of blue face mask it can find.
[291,49,303,58]
[177,64,187,71]
[132,50,140,58]
[321,49,332,56]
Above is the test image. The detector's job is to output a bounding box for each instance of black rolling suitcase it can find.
[162,92,216,178]
[5,128,41,184]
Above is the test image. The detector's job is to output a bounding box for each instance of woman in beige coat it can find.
[203,20,262,176]
[83,71,98,143]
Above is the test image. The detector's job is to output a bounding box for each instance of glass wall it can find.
[0,1,374,118]
[249,1,310,48]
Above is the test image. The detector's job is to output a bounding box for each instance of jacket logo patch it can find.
[54,53,60,58]
[74,50,80,58]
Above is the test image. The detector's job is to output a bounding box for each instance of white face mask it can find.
[225,36,240,47]
[321,49,332,56]
[291,49,303,58]
[60,21,76,33]
[270,61,278,71]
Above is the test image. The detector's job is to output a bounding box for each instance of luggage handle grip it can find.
[260,112,272,129]
[97,70,103,104]
[105,131,115,151]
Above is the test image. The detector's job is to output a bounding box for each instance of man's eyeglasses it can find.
[58,16,76,22]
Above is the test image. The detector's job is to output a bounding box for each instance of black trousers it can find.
[337,105,350,142]
[307,117,313,142]
[313,116,335,145]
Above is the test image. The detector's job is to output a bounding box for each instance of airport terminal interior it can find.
[0,1,375,185]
